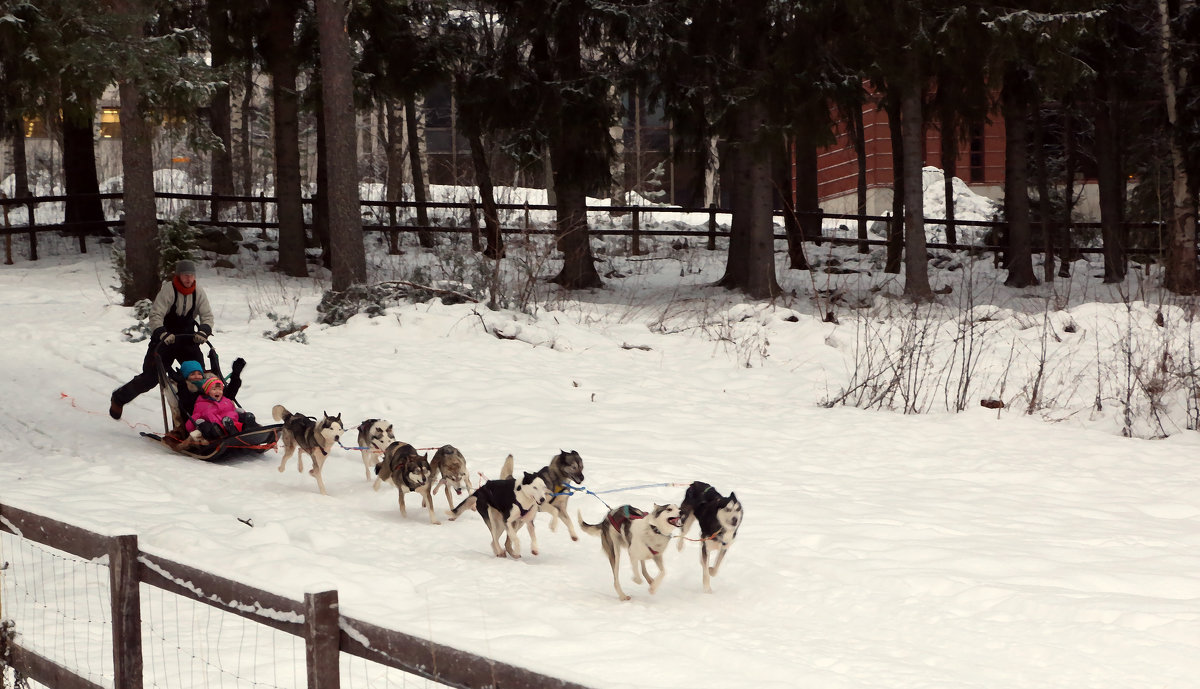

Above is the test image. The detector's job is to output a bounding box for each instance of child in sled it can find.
[184,375,257,445]
[170,358,246,419]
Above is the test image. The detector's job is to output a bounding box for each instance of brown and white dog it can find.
[428,445,473,512]
[373,441,438,524]
[579,504,682,601]
[676,481,743,593]
[272,405,344,496]
[354,418,395,479]
[501,450,585,541]
[449,462,549,558]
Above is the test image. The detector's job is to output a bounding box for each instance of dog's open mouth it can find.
[668,516,682,527]
[454,487,464,495]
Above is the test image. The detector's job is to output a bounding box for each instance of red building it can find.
[814,101,1008,216]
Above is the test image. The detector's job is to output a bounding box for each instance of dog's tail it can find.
[577,510,602,537]
[272,404,292,423]
[499,453,514,480]
[448,494,477,521]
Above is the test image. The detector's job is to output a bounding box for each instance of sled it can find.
[142,338,281,461]
[141,424,282,461]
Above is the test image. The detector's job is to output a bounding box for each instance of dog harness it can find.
[606,505,646,531]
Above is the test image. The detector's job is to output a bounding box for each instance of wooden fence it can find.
[0,501,592,689]
[0,190,1168,265]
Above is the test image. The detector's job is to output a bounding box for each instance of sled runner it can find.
[141,424,281,461]
[141,339,281,461]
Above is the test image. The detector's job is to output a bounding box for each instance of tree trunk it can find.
[404,93,434,248]
[778,138,808,270]
[384,100,406,254]
[11,125,29,199]
[1159,0,1198,293]
[850,106,868,254]
[901,83,932,300]
[702,134,720,207]
[1094,79,1126,283]
[608,86,625,210]
[1001,75,1038,288]
[1058,109,1076,277]
[940,127,958,247]
[884,96,904,274]
[61,101,106,236]
[794,135,821,244]
[208,0,235,218]
[717,98,779,298]
[266,0,307,277]
[118,78,159,304]
[314,105,331,268]
[465,121,504,259]
[545,5,601,289]
[317,0,366,291]
[1034,108,1055,284]
[238,61,254,199]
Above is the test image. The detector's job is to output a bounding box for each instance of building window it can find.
[23,116,48,138]
[100,108,121,138]
[968,125,984,183]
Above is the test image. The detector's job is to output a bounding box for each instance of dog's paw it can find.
[570,535,579,542]
[619,594,631,602]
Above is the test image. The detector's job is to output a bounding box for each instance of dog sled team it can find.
[116,260,742,600]
[269,408,744,600]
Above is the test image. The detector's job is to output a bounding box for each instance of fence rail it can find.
[0,191,1170,264]
[0,500,592,689]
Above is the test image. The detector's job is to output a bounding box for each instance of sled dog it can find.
[501,450,585,541]
[676,481,743,593]
[579,503,682,601]
[273,405,344,496]
[428,445,473,511]
[373,441,438,524]
[449,463,549,558]
[355,418,396,479]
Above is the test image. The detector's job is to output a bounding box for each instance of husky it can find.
[501,450,585,541]
[272,405,344,496]
[579,504,683,601]
[428,445,473,511]
[355,418,396,479]
[372,442,438,524]
[449,464,550,558]
[676,481,743,593]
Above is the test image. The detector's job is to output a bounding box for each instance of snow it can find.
[2,177,1200,689]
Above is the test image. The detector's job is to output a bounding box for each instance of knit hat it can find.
[201,375,224,397]
[179,360,203,377]
[174,260,196,275]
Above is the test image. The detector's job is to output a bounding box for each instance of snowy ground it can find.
[1,209,1199,689]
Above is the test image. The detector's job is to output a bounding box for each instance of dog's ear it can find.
[727,492,738,503]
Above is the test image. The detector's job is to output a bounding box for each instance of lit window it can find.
[23,117,48,138]
[100,108,121,138]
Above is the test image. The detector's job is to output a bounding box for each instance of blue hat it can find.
[179,361,203,377]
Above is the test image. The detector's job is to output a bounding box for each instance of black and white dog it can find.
[580,504,682,601]
[676,481,743,593]
[449,462,549,558]
[272,405,344,496]
[501,450,585,541]
[355,418,396,480]
[373,441,437,524]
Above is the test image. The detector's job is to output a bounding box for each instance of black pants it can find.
[113,338,203,406]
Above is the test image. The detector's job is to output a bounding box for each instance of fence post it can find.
[109,534,143,689]
[305,590,340,689]
[707,203,717,251]
[26,198,37,261]
[3,193,11,265]
[469,199,480,252]
[631,208,641,256]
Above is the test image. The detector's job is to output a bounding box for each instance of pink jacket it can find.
[187,395,241,433]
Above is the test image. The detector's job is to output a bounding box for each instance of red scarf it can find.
[173,276,196,295]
